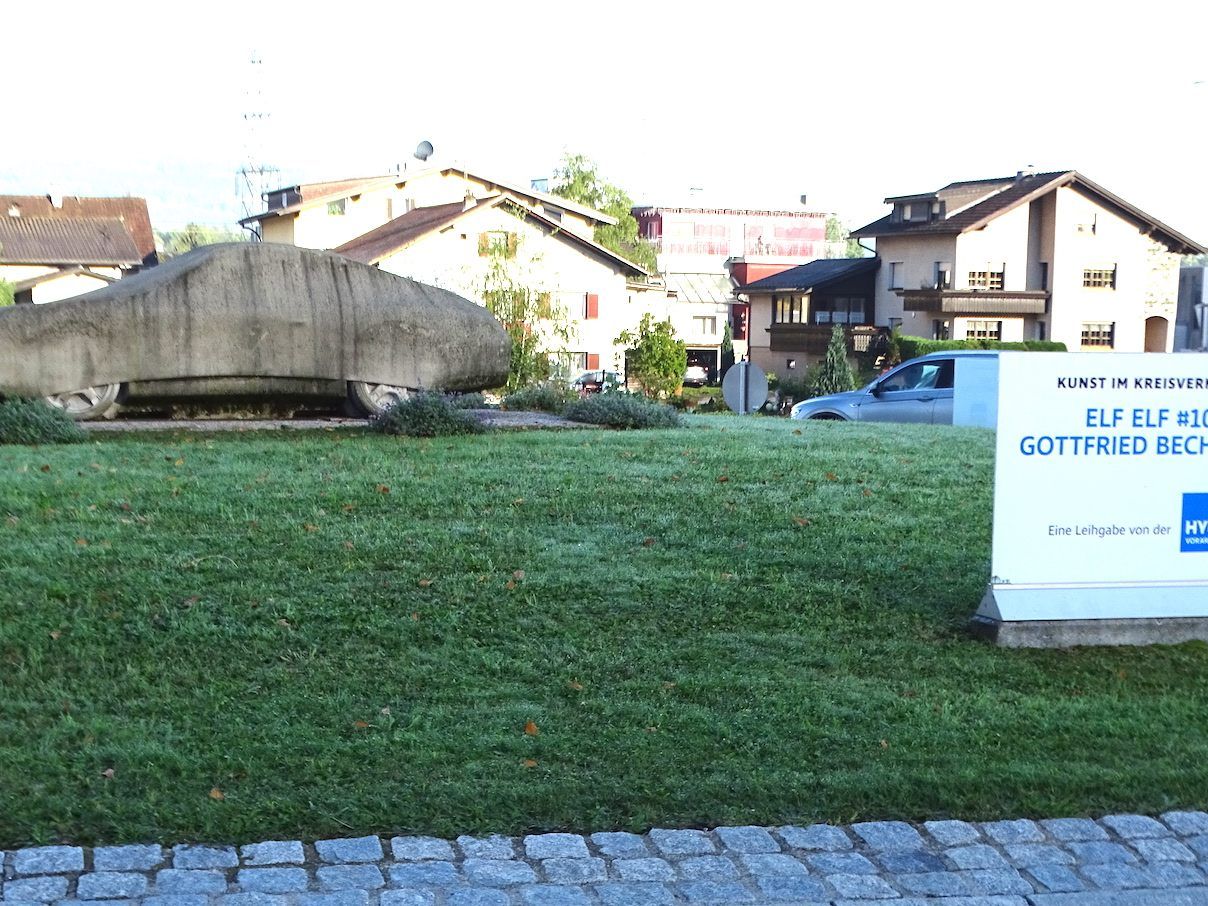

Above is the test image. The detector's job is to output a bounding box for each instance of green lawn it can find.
[2,417,1206,847]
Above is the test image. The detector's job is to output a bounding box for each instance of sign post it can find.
[976,352,1208,647]
[722,360,768,416]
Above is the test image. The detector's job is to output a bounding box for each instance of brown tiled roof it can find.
[0,195,156,264]
[0,215,143,266]
[333,201,469,264]
[853,171,1207,255]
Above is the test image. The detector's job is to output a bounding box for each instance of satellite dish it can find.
[414,140,434,162]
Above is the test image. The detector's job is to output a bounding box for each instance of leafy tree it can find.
[615,313,686,399]
[825,216,867,259]
[813,324,856,396]
[156,224,246,259]
[550,154,659,274]
[0,280,13,307]
[720,320,735,376]
[477,240,572,392]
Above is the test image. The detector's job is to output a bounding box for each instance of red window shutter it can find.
[586,353,601,370]
[585,293,599,319]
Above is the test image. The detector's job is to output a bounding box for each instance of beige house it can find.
[333,194,671,376]
[1,195,156,304]
[242,166,678,377]
[853,171,1207,352]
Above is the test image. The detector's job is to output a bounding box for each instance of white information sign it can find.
[979,352,1208,623]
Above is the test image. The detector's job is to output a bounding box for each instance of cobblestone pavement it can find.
[6,813,1208,905]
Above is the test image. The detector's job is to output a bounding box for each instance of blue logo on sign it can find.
[1182,493,1208,552]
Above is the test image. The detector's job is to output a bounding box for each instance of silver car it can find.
[789,350,998,424]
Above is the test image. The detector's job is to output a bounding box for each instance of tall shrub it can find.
[814,324,856,396]
[615,313,687,400]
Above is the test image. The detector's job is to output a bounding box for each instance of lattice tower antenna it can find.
[237,51,280,234]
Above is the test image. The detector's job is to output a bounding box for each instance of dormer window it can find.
[902,203,912,221]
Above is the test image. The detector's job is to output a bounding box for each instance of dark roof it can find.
[737,256,879,293]
[853,171,1207,255]
[0,215,143,266]
[0,195,156,264]
[334,201,468,264]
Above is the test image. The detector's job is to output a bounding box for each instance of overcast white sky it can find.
[3,0,1206,242]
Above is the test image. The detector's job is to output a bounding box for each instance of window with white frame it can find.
[888,262,903,289]
[965,320,1002,341]
[1082,266,1117,289]
[692,315,718,336]
[1081,322,1115,348]
[772,294,805,324]
[968,269,1005,290]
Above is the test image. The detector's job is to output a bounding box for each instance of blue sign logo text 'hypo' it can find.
[1181,493,1208,552]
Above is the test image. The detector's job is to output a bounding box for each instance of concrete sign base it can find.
[970,613,1208,648]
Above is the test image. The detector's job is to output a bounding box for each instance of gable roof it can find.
[0,195,156,264]
[737,256,880,293]
[11,266,119,293]
[333,195,649,277]
[244,166,617,228]
[0,215,143,266]
[853,171,1207,255]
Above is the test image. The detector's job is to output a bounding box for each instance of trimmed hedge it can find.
[0,398,87,445]
[563,393,681,429]
[371,392,485,437]
[897,336,1067,359]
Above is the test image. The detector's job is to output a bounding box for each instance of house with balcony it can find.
[633,204,836,379]
[852,170,1206,352]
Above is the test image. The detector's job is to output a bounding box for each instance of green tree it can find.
[616,313,686,399]
[0,280,13,307]
[156,224,246,259]
[550,154,659,274]
[825,216,867,259]
[477,240,571,392]
[813,323,856,396]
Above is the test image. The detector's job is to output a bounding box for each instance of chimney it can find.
[7,203,20,218]
[1015,164,1036,181]
[463,189,476,212]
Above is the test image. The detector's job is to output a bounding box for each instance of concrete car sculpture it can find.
[0,243,510,419]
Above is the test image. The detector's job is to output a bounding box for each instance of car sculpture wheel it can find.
[44,384,121,419]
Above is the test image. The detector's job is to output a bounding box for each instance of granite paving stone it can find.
[593,882,676,905]
[462,859,537,886]
[588,833,648,859]
[754,876,828,901]
[444,891,505,906]
[13,848,85,876]
[387,862,460,887]
[1082,863,1152,889]
[377,894,437,906]
[826,872,900,899]
[925,820,981,846]
[153,870,228,896]
[234,868,309,894]
[55,900,134,906]
[455,837,515,861]
[1144,862,1206,887]
[1188,837,1208,858]
[981,819,1045,844]
[239,842,304,867]
[316,865,385,891]
[1004,843,1075,866]
[141,896,209,906]
[1104,814,1174,839]
[1030,892,1208,906]
[807,851,878,875]
[714,826,778,854]
[1067,840,1139,864]
[314,838,383,865]
[897,871,974,896]
[540,858,606,884]
[612,858,674,881]
[879,850,947,874]
[93,845,164,872]
[1041,818,1109,841]
[171,846,238,870]
[76,873,149,900]
[964,868,1035,895]
[852,820,926,851]
[4,877,71,902]
[1027,864,1088,893]
[737,853,808,877]
[675,880,756,903]
[217,894,288,906]
[948,845,1011,871]
[1136,838,1198,862]
[296,893,369,906]
[517,885,592,906]
[1163,812,1208,836]
[649,829,715,856]
[523,835,588,861]
[676,856,738,881]
[778,824,852,852]
[389,838,455,863]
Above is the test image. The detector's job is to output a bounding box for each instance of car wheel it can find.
[348,381,413,416]
[809,412,846,421]
[44,383,121,420]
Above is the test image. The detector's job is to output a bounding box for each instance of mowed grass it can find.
[1,417,1206,847]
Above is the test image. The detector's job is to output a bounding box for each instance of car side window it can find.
[935,359,954,389]
[880,360,953,393]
